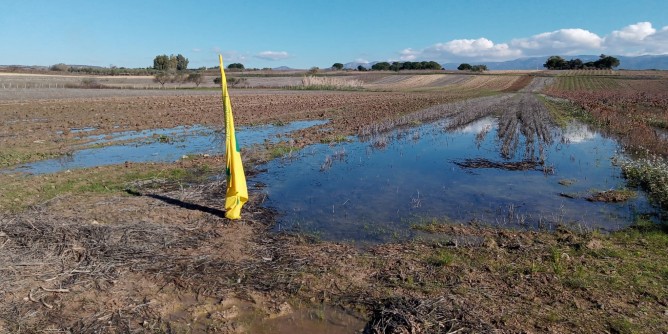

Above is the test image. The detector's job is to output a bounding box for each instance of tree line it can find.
[543,54,620,70]
[457,63,488,72]
[371,61,443,71]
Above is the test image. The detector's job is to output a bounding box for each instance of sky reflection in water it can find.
[255,118,655,242]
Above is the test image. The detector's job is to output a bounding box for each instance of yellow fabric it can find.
[219,55,248,219]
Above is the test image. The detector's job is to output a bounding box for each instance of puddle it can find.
[255,117,657,242]
[249,306,365,334]
[7,120,326,175]
[655,126,668,141]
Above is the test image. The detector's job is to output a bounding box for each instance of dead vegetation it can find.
[1,152,668,333]
[2,72,668,333]
[452,158,546,172]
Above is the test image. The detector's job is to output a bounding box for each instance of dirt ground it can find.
[1,73,668,333]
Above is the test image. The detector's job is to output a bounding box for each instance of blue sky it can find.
[1,0,667,69]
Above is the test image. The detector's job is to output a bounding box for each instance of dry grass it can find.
[299,76,364,90]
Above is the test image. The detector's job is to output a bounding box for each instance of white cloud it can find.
[255,51,290,61]
[608,22,655,42]
[604,22,668,55]
[429,38,520,59]
[401,38,520,62]
[211,50,247,63]
[192,48,201,53]
[393,22,668,64]
[511,29,602,55]
[399,48,419,61]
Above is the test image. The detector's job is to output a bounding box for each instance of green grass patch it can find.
[268,143,299,159]
[0,150,63,168]
[426,249,455,267]
[0,163,215,212]
[319,135,350,144]
[538,95,597,127]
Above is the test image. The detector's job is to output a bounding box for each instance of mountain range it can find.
[345,55,668,71]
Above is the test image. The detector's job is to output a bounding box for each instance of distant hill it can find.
[272,66,296,71]
[442,55,668,70]
[344,61,379,70]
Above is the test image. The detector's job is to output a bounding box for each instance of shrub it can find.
[50,63,69,71]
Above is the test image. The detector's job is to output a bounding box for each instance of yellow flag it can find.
[219,55,248,219]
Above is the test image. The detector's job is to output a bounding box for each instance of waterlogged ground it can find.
[2,74,668,333]
[6,120,326,175]
[256,96,656,241]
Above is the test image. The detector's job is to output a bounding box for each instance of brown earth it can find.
[0,88,481,168]
[1,74,667,333]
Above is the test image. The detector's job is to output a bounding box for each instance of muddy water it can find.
[7,120,327,175]
[249,306,365,334]
[255,118,656,241]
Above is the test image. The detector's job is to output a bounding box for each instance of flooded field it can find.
[256,94,656,241]
[7,120,326,175]
[2,72,668,333]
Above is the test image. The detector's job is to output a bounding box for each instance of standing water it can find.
[7,121,327,175]
[255,100,655,242]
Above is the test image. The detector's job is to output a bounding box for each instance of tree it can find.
[176,54,189,71]
[332,63,344,70]
[228,63,245,70]
[594,54,620,69]
[171,72,187,86]
[567,58,584,70]
[50,63,70,71]
[227,77,247,87]
[153,72,171,88]
[389,62,402,72]
[543,56,567,70]
[153,55,171,71]
[307,67,320,75]
[457,63,472,71]
[187,72,204,87]
[153,54,188,71]
[213,77,247,87]
[471,65,488,72]
[371,62,391,71]
[357,65,367,71]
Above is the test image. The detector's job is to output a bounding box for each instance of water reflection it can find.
[256,109,655,242]
[7,120,327,175]
[562,123,597,143]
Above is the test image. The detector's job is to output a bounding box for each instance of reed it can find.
[299,76,364,90]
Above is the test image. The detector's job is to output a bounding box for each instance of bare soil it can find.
[1,73,667,333]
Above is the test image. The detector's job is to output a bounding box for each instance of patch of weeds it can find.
[320,135,349,144]
[0,164,200,212]
[586,188,636,203]
[647,118,668,129]
[539,95,599,127]
[563,265,592,290]
[268,143,298,159]
[607,316,637,334]
[621,155,668,210]
[0,150,62,168]
[558,178,576,186]
[426,249,455,267]
[550,247,565,277]
[409,217,456,234]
